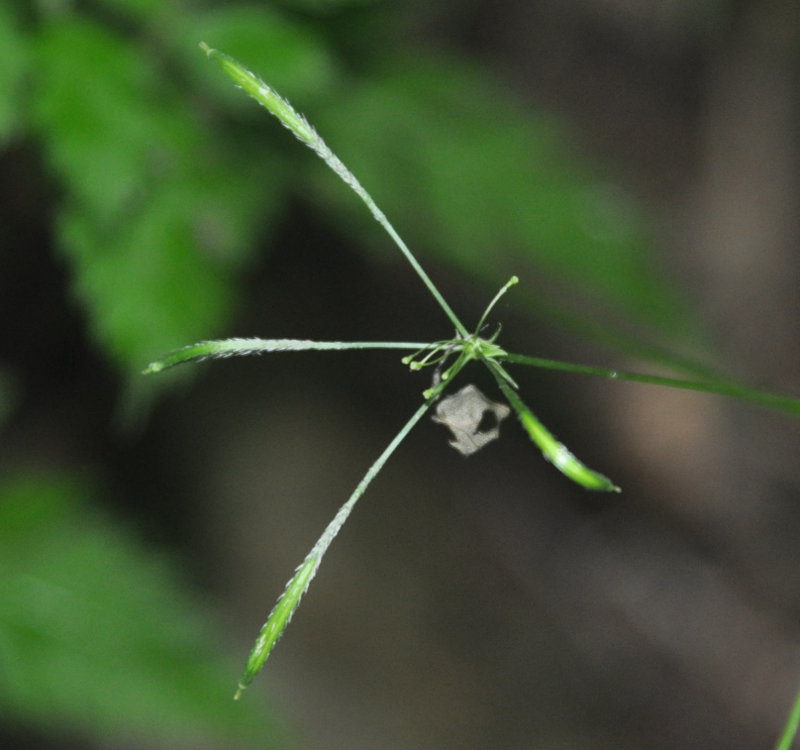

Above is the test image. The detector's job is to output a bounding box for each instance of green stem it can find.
[235,397,432,698]
[775,686,800,750]
[474,276,518,334]
[504,352,800,415]
[234,353,470,697]
[362,197,469,338]
[201,44,469,338]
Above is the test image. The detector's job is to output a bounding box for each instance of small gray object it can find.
[433,384,511,456]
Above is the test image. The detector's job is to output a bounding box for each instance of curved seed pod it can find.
[492,372,620,492]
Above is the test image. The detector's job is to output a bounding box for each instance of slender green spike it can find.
[234,552,319,700]
[235,349,471,697]
[200,43,469,338]
[200,43,316,145]
[489,364,619,492]
[143,338,430,374]
[234,394,441,697]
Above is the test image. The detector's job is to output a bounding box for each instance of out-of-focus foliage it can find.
[30,16,284,377]
[0,474,282,748]
[0,4,27,141]
[174,5,337,106]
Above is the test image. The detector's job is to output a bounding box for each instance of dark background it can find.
[2,1,799,748]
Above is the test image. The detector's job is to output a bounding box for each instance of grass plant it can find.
[145,44,800,701]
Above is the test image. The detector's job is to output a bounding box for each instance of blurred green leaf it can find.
[172,5,337,109]
[30,16,283,373]
[0,473,283,747]
[0,4,28,143]
[273,0,383,12]
[95,0,169,18]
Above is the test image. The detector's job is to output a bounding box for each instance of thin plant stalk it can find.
[200,43,468,339]
[235,399,431,698]
[234,353,471,698]
[775,686,800,750]
[505,352,800,415]
[474,275,518,334]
